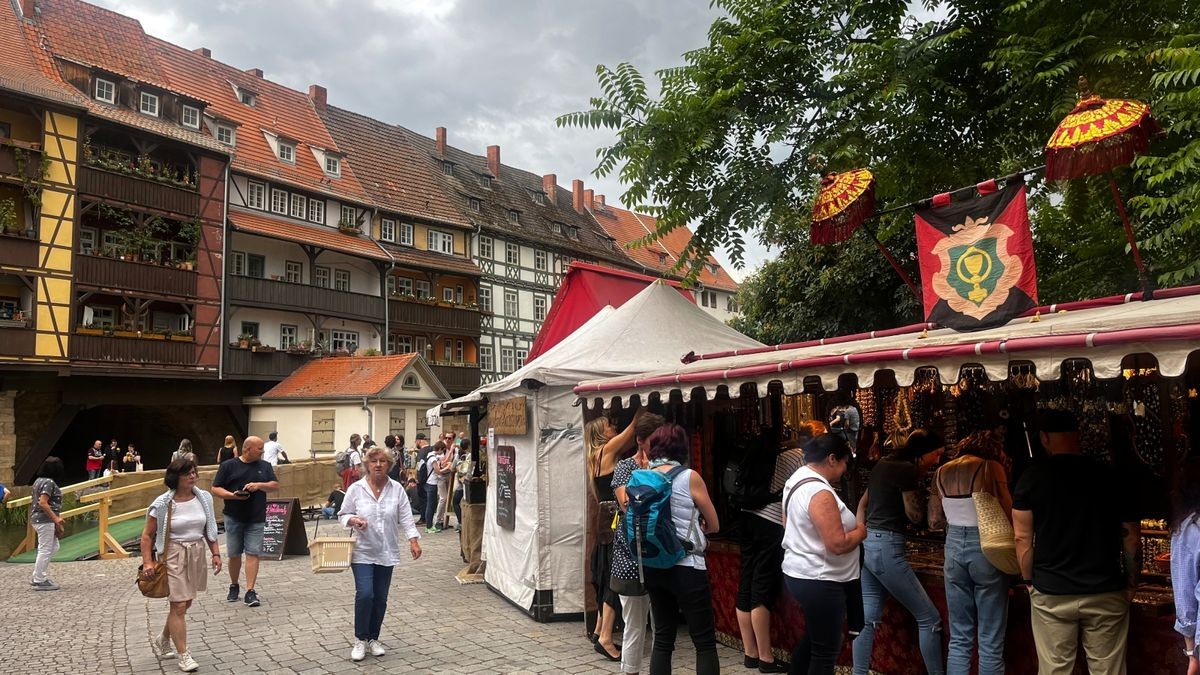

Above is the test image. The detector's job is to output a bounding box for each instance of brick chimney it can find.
[487,145,500,178]
[194,47,211,58]
[16,0,35,19]
[543,174,557,203]
[308,84,327,111]
[596,194,605,209]
[435,127,446,155]
[584,189,595,211]
[572,179,585,214]
[245,68,263,78]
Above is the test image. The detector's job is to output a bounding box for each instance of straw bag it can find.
[972,463,1019,575]
[307,513,356,573]
[137,501,171,598]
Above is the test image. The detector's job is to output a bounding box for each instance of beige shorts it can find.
[166,539,208,602]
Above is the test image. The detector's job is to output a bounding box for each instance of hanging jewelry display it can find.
[1170,385,1191,463]
[855,387,877,428]
[890,386,914,450]
[955,366,995,440]
[880,383,901,437]
[1057,360,1114,463]
[1123,365,1164,474]
[909,367,940,431]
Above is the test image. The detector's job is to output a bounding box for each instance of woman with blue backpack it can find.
[626,422,720,675]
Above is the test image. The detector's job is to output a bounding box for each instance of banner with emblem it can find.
[915,181,1038,331]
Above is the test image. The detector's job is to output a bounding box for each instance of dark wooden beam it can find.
[14,403,82,484]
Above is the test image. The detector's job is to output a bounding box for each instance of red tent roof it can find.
[527,262,693,362]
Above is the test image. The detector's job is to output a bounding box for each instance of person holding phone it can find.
[211,436,278,608]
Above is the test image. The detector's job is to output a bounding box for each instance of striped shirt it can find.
[749,447,806,525]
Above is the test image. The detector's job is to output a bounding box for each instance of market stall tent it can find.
[429,281,761,619]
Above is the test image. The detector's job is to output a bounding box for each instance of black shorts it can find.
[736,511,785,612]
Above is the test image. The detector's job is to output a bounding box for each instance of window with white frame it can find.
[246,254,265,278]
[278,140,295,163]
[230,251,246,276]
[339,205,357,228]
[567,226,579,240]
[456,285,464,303]
[442,287,455,302]
[381,218,396,242]
[240,321,259,339]
[280,324,298,350]
[534,250,547,271]
[324,155,341,176]
[314,266,330,288]
[139,91,159,117]
[442,161,453,176]
[534,296,547,321]
[455,339,464,362]
[396,335,413,353]
[246,181,266,210]
[478,285,491,312]
[238,89,257,107]
[443,340,452,361]
[507,210,520,224]
[285,260,302,284]
[290,193,306,219]
[500,348,515,373]
[330,329,358,352]
[86,304,116,328]
[505,242,519,265]
[533,191,545,205]
[396,276,413,296]
[398,222,413,246]
[181,105,200,129]
[271,188,288,214]
[78,227,97,254]
[516,349,528,367]
[94,78,115,104]
[334,269,350,291]
[503,289,518,317]
[480,345,493,371]
[479,174,492,189]
[551,222,563,235]
[478,235,493,259]
[308,199,324,224]
[415,336,428,356]
[428,230,454,254]
[415,280,431,299]
[216,124,235,146]
[469,197,481,212]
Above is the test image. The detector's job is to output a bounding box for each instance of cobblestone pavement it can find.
[1,522,750,674]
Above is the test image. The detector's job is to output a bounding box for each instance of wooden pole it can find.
[1107,176,1154,300]
[860,221,922,302]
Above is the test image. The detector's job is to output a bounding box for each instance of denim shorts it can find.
[224,517,264,557]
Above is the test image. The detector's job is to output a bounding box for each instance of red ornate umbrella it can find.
[810,168,876,244]
[1044,77,1162,294]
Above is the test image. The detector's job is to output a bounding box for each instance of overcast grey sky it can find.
[94,0,774,280]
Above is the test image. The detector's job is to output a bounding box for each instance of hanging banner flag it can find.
[915,181,1038,331]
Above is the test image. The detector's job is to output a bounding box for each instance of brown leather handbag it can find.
[137,500,172,599]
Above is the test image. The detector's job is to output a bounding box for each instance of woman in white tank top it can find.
[928,431,1014,675]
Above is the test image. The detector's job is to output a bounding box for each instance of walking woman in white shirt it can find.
[140,456,222,673]
[339,446,422,662]
[782,434,867,675]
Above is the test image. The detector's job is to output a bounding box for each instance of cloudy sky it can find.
[93,0,773,280]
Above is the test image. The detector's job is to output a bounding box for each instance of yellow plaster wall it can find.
[32,110,77,361]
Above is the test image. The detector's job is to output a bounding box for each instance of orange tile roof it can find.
[0,0,86,107]
[319,105,470,229]
[592,203,740,292]
[148,36,372,204]
[263,353,418,399]
[381,243,481,278]
[229,208,389,262]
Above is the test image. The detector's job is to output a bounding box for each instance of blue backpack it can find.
[624,465,692,573]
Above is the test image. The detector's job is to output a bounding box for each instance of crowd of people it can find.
[85,438,142,479]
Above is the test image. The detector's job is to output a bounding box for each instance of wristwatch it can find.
[1185,647,1195,658]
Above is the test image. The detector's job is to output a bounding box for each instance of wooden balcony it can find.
[429,363,481,396]
[389,297,481,337]
[0,232,38,268]
[75,254,198,298]
[227,275,384,324]
[71,332,195,366]
[0,324,35,357]
[78,165,200,218]
[0,142,42,182]
[223,347,313,380]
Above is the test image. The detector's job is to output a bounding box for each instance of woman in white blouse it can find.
[781,433,867,675]
[339,446,422,662]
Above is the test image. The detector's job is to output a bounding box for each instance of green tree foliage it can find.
[560,0,1199,343]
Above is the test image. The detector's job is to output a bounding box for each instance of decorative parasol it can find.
[809,162,920,300]
[1044,77,1162,296]
[811,168,876,244]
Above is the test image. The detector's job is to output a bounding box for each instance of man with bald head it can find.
[212,435,279,607]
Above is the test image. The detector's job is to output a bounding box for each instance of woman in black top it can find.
[122,444,140,472]
[216,435,238,464]
[852,429,946,675]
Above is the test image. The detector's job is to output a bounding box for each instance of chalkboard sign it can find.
[261,498,309,560]
[494,445,516,530]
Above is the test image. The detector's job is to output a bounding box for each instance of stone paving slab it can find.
[0,521,753,673]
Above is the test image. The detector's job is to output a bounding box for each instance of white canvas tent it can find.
[428,281,762,619]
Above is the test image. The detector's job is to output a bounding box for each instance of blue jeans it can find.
[423,484,439,528]
[351,563,394,641]
[944,526,1008,675]
[224,517,264,557]
[853,529,944,675]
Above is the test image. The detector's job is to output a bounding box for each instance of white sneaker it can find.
[350,640,366,662]
[152,632,177,659]
[177,651,199,672]
[367,639,386,657]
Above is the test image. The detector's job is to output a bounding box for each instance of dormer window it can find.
[238,89,257,107]
[442,161,454,176]
[659,253,667,265]
[139,91,159,117]
[604,239,614,250]
[567,226,579,240]
[468,197,481,212]
[181,105,200,129]
[507,210,520,224]
[216,124,235,146]
[278,140,296,163]
[94,78,115,104]
[551,222,563,235]
[708,263,718,274]
[533,191,546,205]
[479,174,492,189]
[324,156,341,177]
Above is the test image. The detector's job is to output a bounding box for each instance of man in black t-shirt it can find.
[1012,409,1140,675]
[212,436,279,608]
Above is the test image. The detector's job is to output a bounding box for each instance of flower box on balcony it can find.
[0,318,30,329]
[76,326,105,336]
[252,345,276,353]
[337,224,362,236]
[113,330,140,339]
[142,332,166,340]
[168,334,194,342]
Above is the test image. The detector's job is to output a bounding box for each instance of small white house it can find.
[246,353,451,458]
